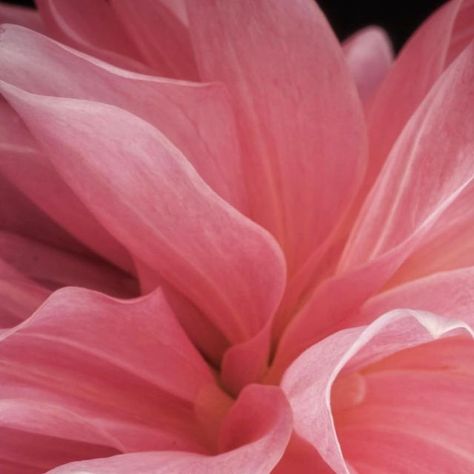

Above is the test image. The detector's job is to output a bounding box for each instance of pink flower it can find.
[0,0,473,472]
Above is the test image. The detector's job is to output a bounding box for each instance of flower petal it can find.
[359,267,474,327]
[335,337,474,473]
[110,0,198,80]
[35,0,146,71]
[366,0,474,190]
[187,0,367,283]
[0,2,44,32]
[0,231,136,297]
[271,40,474,377]
[0,84,286,352]
[0,169,85,254]
[343,26,393,107]
[281,309,473,473]
[0,287,216,461]
[0,25,246,211]
[0,99,134,272]
[0,259,49,328]
[48,385,292,474]
[341,41,474,271]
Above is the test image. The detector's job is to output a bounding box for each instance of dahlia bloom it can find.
[0,0,473,472]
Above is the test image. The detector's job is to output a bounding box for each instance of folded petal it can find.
[110,0,198,80]
[343,26,393,107]
[0,25,246,211]
[0,84,286,356]
[48,385,292,474]
[35,0,146,72]
[0,287,218,466]
[187,0,367,286]
[282,309,474,473]
[366,0,474,190]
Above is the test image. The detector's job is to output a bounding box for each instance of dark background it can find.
[4,0,447,52]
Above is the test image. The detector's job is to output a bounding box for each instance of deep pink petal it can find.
[0,171,87,256]
[343,26,393,107]
[447,0,474,62]
[187,0,367,288]
[0,287,218,463]
[0,259,49,328]
[282,310,473,473]
[48,385,292,474]
[0,426,117,474]
[0,84,286,357]
[0,231,136,297]
[110,0,198,80]
[365,0,474,190]
[35,0,146,72]
[0,25,246,211]
[0,2,43,32]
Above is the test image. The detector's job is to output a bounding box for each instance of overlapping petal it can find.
[366,0,474,190]
[48,385,292,474]
[0,231,136,297]
[0,2,43,32]
[187,0,367,290]
[343,26,393,107]
[35,0,146,72]
[0,287,219,470]
[110,0,198,80]
[282,309,474,473]
[0,25,246,211]
[271,40,474,377]
[0,98,134,272]
[0,83,286,361]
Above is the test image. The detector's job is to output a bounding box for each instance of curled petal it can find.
[282,309,474,473]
